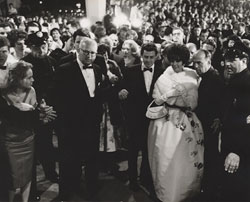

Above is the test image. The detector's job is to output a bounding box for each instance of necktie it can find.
[0,66,7,70]
[143,67,153,72]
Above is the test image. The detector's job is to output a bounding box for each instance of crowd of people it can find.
[1,0,250,201]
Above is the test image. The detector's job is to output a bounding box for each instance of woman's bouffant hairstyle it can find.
[6,61,33,92]
[166,44,190,65]
[122,39,140,57]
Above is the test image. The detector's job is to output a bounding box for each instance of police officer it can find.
[22,31,58,188]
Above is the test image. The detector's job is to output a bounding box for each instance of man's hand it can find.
[39,105,57,123]
[118,89,129,100]
[224,153,240,173]
[211,118,221,133]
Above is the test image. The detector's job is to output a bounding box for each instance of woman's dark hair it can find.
[6,61,33,92]
[166,44,190,65]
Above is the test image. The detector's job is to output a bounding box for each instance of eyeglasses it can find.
[80,49,97,56]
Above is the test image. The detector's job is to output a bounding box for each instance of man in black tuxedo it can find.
[119,43,163,192]
[55,37,108,200]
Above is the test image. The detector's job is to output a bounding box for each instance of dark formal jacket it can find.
[221,68,250,158]
[196,67,225,133]
[54,60,108,155]
[120,63,163,133]
[22,54,57,104]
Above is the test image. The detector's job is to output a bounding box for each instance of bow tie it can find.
[82,65,93,69]
[143,67,153,72]
[0,65,7,70]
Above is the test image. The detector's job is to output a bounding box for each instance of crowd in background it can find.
[1,0,250,201]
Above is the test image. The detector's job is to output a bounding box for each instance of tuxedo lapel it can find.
[72,60,91,97]
[149,65,162,97]
[93,64,102,92]
[137,65,148,95]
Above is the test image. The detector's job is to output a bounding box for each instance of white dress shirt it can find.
[77,57,95,97]
[142,63,154,94]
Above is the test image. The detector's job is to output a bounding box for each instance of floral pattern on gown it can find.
[99,103,117,152]
[147,67,204,202]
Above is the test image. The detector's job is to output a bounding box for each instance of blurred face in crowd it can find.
[143,35,154,44]
[51,29,61,41]
[172,28,184,44]
[66,24,76,35]
[182,25,191,35]
[31,43,48,58]
[119,30,127,42]
[121,42,133,58]
[193,27,201,37]
[109,34,118,49]
[142,50,157,68]
[238,25,245,35]
[200,31,209,42]
[15,38,26,52]
[20,68,34,90]
[74,35,85,53]
[192,51,211,76]
[158,27,166,38]
[0,46,9,66]
[78,40,97,66]
[186,43,197,62]
[27,26,40,35]
[224,57,246,75]
[0,26,11,37]
[47,36,56,51]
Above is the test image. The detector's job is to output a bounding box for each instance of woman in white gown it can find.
[147,44,204,202]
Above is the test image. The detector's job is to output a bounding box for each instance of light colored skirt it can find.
[148,108,204,202]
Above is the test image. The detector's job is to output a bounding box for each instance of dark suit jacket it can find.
[120,63,163,134]
[221,68,250,158]
[196,68,225,133]
[54,60,107,156]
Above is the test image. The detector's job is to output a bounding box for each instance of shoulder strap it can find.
[4,95,14,105]
[23,88,31,103]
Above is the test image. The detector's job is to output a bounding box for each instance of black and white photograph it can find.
[1,0,250,201]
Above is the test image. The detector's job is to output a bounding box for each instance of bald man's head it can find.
[192,49,212,75]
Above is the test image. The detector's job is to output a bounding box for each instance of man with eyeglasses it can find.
[55,37,109,201]
[219,48,250,201]
[59,28,107,75]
